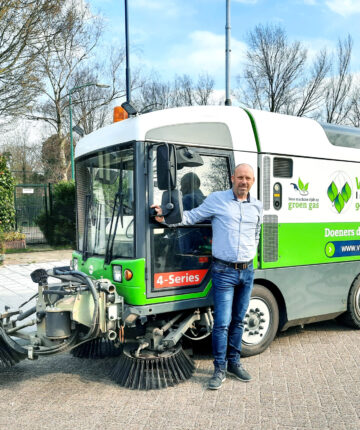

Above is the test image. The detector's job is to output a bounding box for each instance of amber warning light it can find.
[113,106,128,123]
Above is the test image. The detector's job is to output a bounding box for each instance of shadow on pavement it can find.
[0,319,355,391]
[0,354,123,389]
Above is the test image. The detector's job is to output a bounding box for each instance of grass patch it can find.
[5,244,73,254]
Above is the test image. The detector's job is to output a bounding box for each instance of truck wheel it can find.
[337,276,360,329]
[241,284,279,357]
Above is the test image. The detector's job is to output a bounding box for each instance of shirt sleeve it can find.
[171,193,216,227]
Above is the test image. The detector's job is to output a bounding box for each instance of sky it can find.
[88,0,360,95]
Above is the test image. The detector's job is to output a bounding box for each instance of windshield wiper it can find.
[105,160,124,265]
[83,194,92,261]
[93,202,103,252]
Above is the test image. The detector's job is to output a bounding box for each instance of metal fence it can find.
[14,184,53,244]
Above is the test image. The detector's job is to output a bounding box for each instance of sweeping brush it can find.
[110,344,195,390]
[0,327,27,368]
[71,337,122,359]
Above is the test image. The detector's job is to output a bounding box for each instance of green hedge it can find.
[0,154,16,232]
[36,181,76,247]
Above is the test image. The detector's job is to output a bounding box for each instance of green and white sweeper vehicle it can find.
[2,105,360,389]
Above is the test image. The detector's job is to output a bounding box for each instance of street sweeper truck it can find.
[1,105,360,389]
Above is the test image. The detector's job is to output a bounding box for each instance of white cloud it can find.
[166,31,247,85]
[325,0,360,16]
[302,37,336,61]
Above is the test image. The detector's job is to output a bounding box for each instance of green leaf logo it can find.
[298,178,304,191]
[341,182,351,202]
[327,182,338,202]
[334,193,345,213]
[298,178,309,195]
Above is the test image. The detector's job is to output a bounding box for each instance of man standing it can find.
[152,163,263,390]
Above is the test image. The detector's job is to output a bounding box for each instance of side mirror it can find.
[161,189,183,224]
[156,144,176,190]
[176,147,204,169]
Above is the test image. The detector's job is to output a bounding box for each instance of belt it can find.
[212,257,252,270]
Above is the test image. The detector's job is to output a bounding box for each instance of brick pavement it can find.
[0,321,359,430]
[0,254,360,429]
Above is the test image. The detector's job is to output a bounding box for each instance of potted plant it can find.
[4,231,26,249]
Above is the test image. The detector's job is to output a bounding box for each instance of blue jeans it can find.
[211,261,254,369]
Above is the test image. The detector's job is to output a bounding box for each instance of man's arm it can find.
[151,193,215,226]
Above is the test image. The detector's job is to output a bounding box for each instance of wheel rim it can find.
[355,285,360,320]
[242,297,272,346]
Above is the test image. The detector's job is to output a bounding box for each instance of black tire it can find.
[337,275,360,329]
[241,284,279,357]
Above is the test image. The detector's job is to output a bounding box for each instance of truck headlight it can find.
[112,265,122,282]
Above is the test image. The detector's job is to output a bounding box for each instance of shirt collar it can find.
[232,190,251,202]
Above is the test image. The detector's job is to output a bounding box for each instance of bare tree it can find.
[134,73,173,112]
[287,49,330,118]
[348,86,360,128]
[324,35,353,124]
[194,73,215,106]
[24,2,102,180]
[0,0,60,118]
[237,24,329,118]
[135,72,215,112]
[173,75,194,106]
[0,123,43,183]
[25,1,126,180]
[238,24,307,113]
[68,51,127,135]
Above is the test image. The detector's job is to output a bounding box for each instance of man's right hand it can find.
[150,204,165,223]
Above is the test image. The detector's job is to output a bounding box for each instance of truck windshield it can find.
[76,146,135,259]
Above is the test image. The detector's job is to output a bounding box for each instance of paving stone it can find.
[1,258,360,429]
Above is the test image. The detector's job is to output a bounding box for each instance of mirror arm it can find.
[165,144,174,213]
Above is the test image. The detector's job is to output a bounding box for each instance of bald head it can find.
[232,163,254,176]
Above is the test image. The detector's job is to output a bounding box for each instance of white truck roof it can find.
[75,106,256,159]
[247,108,360,162]
[75,105,360,162]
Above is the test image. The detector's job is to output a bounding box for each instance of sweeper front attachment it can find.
[0,320,27,368]
[71,337,123,359]
[108,308,214,389]
[111,344,195,390]
[0,267,121,369]
[0,266,214,390]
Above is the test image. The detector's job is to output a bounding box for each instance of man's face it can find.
[231,165,255,198]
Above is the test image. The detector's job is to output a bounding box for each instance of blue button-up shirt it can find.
[179,189,263,262]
